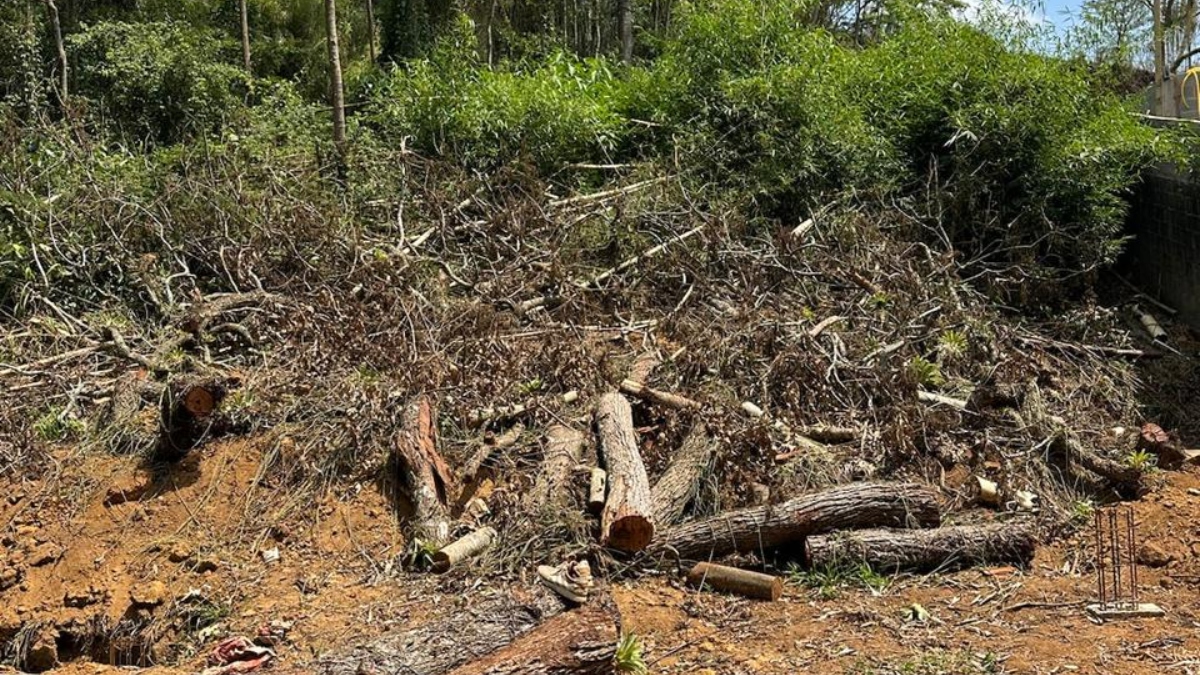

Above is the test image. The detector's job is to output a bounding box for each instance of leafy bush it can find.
[69,21,249,145]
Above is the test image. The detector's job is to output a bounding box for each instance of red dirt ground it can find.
[3,437,1199,674]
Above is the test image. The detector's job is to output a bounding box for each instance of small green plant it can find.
[869,292,893,310]
[856,564,890,594]
[517,377,544,395]
[1070,499,1095,524]
[787,562,851,600]
[1124,449,1156,472]
[937,329,969,361]
[33,408,85,442]
[406,538,441,570]
[614,633,647,674]
[907,356,945,388]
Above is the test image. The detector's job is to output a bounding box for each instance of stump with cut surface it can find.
[804,522,1036,574]
[651,482,941,561]
[595,393,655,552]
[651,424,716,526]
[394,396,456,544]
[445,596,621,675]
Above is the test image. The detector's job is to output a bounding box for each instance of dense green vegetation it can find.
[0,0,1191,314]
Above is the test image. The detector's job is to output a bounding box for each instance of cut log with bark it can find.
[650,482,941,562]
[651,425,716,526]
[619,379,700,410]
[588,468,607,514]
[315,587,565,675]
[595,393,655,552]
[446,596,621,675]
[686,562,782,601]
[432,527,497,573]
[804,522,1036,574]
[394,397,456,544]
[524,425,586,510]
[154,376,236,460]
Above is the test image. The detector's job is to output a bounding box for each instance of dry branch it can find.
[463,423,524,485]
[804,522,1036,574]
[651,482,941,562]
[619,379,700,410]
[595,393,655,552]
[651,425,716,526]
[1020,385,1141,486]
[395,397,456,543]
[686,562,782,601]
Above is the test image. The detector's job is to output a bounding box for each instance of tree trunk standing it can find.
[365,0,377,62]
[1154,0,1169,114]
[324,0,348,164]
[42,0,68,102]
[650,482,941,562]
[617,0,632,63]
[239,0,252,72]
[804,523,1036,574]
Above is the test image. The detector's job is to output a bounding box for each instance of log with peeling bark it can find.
[686,562,782,600]
[595,393,655,552]
[524,425,586,510]
[651,425,716,526]
[432,527,497,573]
[445,596,621,675]
[619,379,700,410]
[650,482,941,562]
[395,397,456,544]
[315,587,566,675]
[804,522,1036,574]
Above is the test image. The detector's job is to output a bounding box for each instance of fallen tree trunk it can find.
[651,425,716,526]
[523,425,585,510]
[395,396,456,544]
[804,522,1036,574]
[650,482,941,562]
[315,587,565,675]
[595,393,655,552]
[445,596,621,675]
[686,562,782,601]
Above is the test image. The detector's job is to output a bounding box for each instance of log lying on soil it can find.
[651,425,716,526]
[316,587,565,675]
[395,396,456,544]
[595,393,655,552]
[686,562,782,601]
[446,596,621,675]
[650,482,941,562]
[432,527,497,573]
[523,425,585,510]
[804,522,1036,574]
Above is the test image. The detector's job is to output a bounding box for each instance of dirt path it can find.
[3,438,1199,674]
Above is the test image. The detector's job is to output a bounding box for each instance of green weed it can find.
[614,633,648,674]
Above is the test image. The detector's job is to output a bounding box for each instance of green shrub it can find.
[69,21,249,145]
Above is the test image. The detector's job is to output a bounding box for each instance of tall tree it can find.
[366,0,377,61]
[42,0,67,102]
[325,0,348,161]
[239,0,251,72]
[617,0,632,63]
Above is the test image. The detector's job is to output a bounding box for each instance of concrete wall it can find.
[1126,162,1200,324]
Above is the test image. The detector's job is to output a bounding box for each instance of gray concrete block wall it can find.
[1127,162,1200,325]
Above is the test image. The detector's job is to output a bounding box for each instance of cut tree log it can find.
[804,522,1036,574]
[686,562,782,601]
[650,482,941,562]
[588,468,607,514]
[619,379,700,410]
[651,425,716,526]
[432,527,497,574]
[524,425,586,510]
[395,396,456,544]
[155,376,236,460]
[315,587,566,675]
[595,393,655,552]
[445,596,621,675]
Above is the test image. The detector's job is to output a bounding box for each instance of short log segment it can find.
[524,425,585,510]
[316,587,565,675]
[619,379,700,410]
[395,397,456,544]
[432,527,497,573]
[595,393,655,552]
[445,596,621,675]
[686,562,782,601]
[651,425,716,526]
[651,482,941,562]
[588,468,607,514]
[804,522,1036,574]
